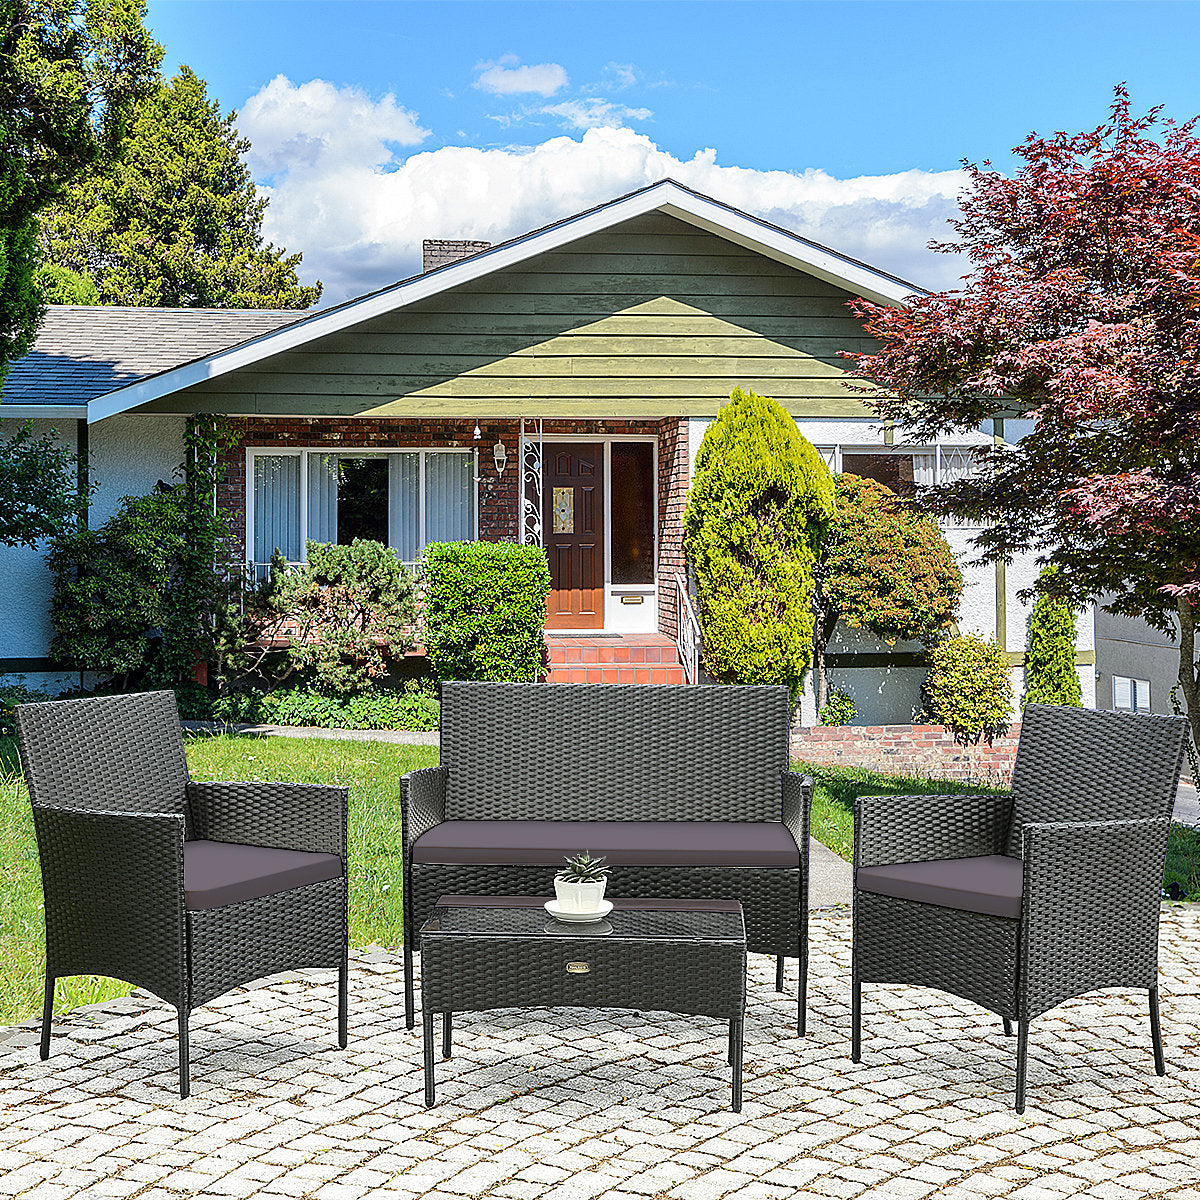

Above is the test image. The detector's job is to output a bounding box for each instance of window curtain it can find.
[388,453,420,562]
[912,452,937,488]
[252,455,300,563]
[307,452,339,546]
[425,452,475,544]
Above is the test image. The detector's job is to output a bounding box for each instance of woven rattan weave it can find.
[401,683,810,1034]
[419,896,747,1110]
[16,690,350,1098]
[851,703,1189,1111]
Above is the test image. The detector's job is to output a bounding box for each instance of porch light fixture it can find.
[493,440,507,475]
[473,421,482,441]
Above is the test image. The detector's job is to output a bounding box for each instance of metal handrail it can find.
[674,573,701,685]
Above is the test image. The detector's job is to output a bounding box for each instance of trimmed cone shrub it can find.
[1022,566,1082,708]
[683,386,836,703]
[923,633,1014,744]
[423,540,551,682]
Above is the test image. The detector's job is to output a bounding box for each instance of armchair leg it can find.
[441,1012,452,1060]
[775,955,785,992]
[178,1008,190,1100]
[1149,984,1165,1076]
[798,951,808,1037]
[1003,1017,1013,1037]
[1014,1019,1029,1113]
[851,970,861,1062]
[404,942,415,1031]
[338,953,349,1049]
[40,976,55,1060]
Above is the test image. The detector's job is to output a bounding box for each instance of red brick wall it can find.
[791,723,1023,786]
[216,416,689,635]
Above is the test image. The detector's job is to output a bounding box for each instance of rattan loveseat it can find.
[401,682,810,1031]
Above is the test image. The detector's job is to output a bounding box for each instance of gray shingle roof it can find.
[0,305,304,408]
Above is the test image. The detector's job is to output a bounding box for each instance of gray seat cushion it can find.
[855,854,1023,920]
[184,839,343,911]
[412,820,801,869]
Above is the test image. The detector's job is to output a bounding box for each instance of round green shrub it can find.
[1022,566,1082,708]
[422,540,551,682]
[683,387,836,703]
[818,688,856,727]
[923,634,1014,743]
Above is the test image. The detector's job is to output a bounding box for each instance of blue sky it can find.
[143,1,1200,304]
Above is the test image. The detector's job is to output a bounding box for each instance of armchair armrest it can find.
[400,766,447,855]
[186,781,347,858]
[1020,817,1170,1019]
[782,769,811,853]
[855,791,1014,869]
[31,805,187,1006]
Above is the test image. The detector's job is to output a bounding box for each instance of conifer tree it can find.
[683,387,836,702]
[1023,566,1083,707]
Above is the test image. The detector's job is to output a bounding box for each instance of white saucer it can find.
[544,898,614,923]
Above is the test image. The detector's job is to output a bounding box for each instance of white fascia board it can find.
[0,405,89,419]
[87,180,917,424]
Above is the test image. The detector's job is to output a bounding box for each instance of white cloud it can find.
[240,79,968,306]
[539,98,653,131]
[473,56,568,97]
[238,75,428,179]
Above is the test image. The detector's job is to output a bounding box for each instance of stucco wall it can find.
[0,414,184,694]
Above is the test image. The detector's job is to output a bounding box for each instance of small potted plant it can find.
[555,851,609,913]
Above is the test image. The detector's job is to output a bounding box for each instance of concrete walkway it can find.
[4,908,1200,1200]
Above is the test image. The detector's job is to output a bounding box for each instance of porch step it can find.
[546,635,687,684]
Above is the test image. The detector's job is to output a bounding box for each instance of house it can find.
[0,179,1096,720]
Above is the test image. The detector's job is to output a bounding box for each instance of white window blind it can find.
[307,452,339,545]
[1113,676,1151,712]
[425,451,475,544]
[388,453,420,562]
[252,455,300,563]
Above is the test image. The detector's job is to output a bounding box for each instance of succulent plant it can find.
[557,851,609,883]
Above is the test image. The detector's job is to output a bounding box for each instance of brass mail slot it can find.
[566,961,590,974]
[619,595,644,604]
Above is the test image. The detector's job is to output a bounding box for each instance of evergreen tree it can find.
[0,0,160,372]
[683,387,836,703]
[39,67,321,308]
[1023,566,1083,707]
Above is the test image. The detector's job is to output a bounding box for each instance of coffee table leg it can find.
[442,1012,452,1059]
[423,1011,435,1106]
[729,1016,743,1112]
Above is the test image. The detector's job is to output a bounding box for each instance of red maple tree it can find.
[850,87,1200,751]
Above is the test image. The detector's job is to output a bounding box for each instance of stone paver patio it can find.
[3,908,1200,1200]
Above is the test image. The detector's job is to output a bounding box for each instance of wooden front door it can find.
[543,443,604,629]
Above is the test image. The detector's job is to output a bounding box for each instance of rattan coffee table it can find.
[418,894,748,1110]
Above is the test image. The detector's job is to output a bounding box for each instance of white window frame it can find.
[245,445,479,570]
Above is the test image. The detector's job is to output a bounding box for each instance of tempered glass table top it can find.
[421,895,745,943]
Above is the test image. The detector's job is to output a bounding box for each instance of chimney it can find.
[423,239,492,273]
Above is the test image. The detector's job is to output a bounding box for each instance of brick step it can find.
[546,664,688,685]
[547,637,681,666]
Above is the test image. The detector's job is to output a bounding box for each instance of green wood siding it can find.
[147,212,884,419]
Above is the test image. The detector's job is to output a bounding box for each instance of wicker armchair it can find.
[16,690,349,1098]
[852,703,1189,1111]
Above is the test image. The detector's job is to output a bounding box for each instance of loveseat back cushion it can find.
[183,840,343,910]
[1004,704,1189,857]
[411,819,801,869]
[440,682,791,822]
[16,690,191,827]
[856,854,1023,920]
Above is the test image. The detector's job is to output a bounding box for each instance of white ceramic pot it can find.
[554,876,608,913]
